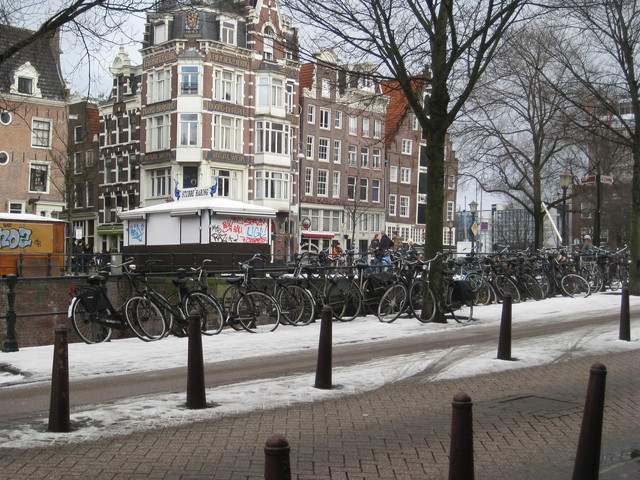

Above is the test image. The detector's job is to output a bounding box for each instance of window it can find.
[149,69,170,103]
[154,22,167,43]
[362,117,370,137]
[0,111,11,125]
[85,150,94,167]
[255,171,289,200]
[263,27,274,61]
[0,151,9,165]
[359,178,368,201]
[221,21,236,45]
[256,121,290,154]
[317,170,328,196]
[349,115,358,135]
[400,196,409,217]
[285,81,295,113]
[74,152,83,174]
[180,66,199,95]
[18,77,33,94]
[211,168,240,199]
[213,115,242,152]
[179,114,199,146]
[74,183,83,209]
[347,177,356,200]
[447,174,456,190]
[183,166,198,187]
[9,202,24,214]
[321,78,330,97]
[150,168,170,197]
[348,145,357,166]
[319,108,330,129]
[147,115,170,151]
[31,119,51,148]
[402,139,413,155]
[104,157,116,183]
[257,75,283,107]
[389,194,397,215]
[307,104,316,124]
[401,167,411,183]
[332,171,340,197]
[412,115,419,130]
[306,135,314,158]
[322,210,341,231]
[372,179,380,202]
[305,167,313,195]
[390,166,398,182]
[334,111,342,129]
[374,119,382,138]
[215,69,243,103]
[318,138,329,161]
[447,201,454,221]
[29,163,48,192]
[74,125,83,143]
[360,147,369,168]
[86,181,94,207]
[333,140,341,163]
[372,149,381,169]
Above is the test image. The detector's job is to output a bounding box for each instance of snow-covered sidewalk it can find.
[0,292,638,448]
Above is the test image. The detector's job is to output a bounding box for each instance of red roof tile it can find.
[298,63,315,96]
[382,78,425,148]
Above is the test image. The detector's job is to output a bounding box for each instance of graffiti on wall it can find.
[0,227,35,250]
[129,222,146,244]
[210,217,269,244]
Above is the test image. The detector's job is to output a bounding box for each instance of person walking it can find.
[369,234,380,251]
[73,240,84,275]
[392,231,403,251]
[83,241,94,273]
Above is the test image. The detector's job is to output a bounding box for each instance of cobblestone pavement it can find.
[0,349,638,479]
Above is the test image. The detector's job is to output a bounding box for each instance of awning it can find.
[302,232,335,239]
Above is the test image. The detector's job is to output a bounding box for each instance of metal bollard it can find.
[264,434,291,480]
[186,311,207,409]
[2,274,19,352]
[48,325,71,432]
[619,286,631,341]
[497,294,512,360]
[314,304,333,389]
[448,392,474,480]
[572,362,607,480]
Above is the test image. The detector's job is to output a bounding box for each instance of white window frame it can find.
[263,26,274,61]
[360,147,369,168]
[257,75,284,107]
[31,118,52,148]
[148,68,170,103]
[447,201,455,221]
[213,115,242,152]
[304,167,313,195]
[256,121,290,155]
[179,113,199,146]
[402,139,413,155]
[334,110,342,129]
[220,20,236,45]
[374,119,382,138]
[180,65,199,95]
[215,69,243,104]
[390,166,398,183]
[347,176,356,200]
[362,117,370,137]
[29,162,49,193]
[332,140,341,163]
[359,178,368,201]
[401,167,411,183]
[400,196,410,217]
[332,171,340,197]
[372,179,380,202]
[317,169,329,196]
[147,114,170,151]
[389,194,397,216]
[154,22,168,44]
[150,167,171,198]
[255,170,289,200]
[318,138,329,161]
[349,115,358,135]
[348,145,357,166]
[372,148,381,169]
[307,104,316,124]
[306,135,314,159]
[319,108,330,129]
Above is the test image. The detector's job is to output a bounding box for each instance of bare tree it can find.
[283,0,530,299]
[542,0,640,292]
[457,21,582,249]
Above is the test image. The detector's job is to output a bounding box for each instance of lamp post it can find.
[469,200,478,254]
[560,172,571,246]
[297,152,305,252]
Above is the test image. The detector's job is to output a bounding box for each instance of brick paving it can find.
[0,349,639,479]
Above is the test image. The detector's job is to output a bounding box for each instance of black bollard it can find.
[48,325,70,432]
[572,362,607,480]
[2,274,19,352]
[497,294,512,360]
[619,286,631,341]
[186,311,207,409]
[448,392,474,480]
[264,434,291,480]
[314,304,333,389]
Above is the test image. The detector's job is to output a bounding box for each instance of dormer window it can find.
[18,77,33,94]
[154,22,168,44]
[221,21,236,45]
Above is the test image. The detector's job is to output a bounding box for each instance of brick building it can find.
[0,25,68,217]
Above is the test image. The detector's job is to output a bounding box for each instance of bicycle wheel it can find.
[276,284,315,326]
[234,290,281,333]
[409,281,437,323]
[522,273,545,301]
[377,283,407,323]
[185,292,225,335]
[221,285,245,330]
[125,296,166,340]
[327,278,361,321]
[465,273,492,306]
[608,266,621,291]
[452,302,474,323]
[584,269,603,293]
[493,275,521,303]
[561,274,591,298]
[70,297,113,344]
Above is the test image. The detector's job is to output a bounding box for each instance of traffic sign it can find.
[580,175,596,184]
[470,222,479,236]
[580,174,614,184]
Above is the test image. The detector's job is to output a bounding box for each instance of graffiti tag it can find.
[0,227,33,250]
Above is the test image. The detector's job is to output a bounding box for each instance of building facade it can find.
[0,26,68,217]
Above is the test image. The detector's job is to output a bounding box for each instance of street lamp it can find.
[297,152,305,252]
[560,172,571,246]
[469,200,478,254]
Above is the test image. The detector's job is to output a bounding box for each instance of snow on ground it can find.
[0,292,638,448]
